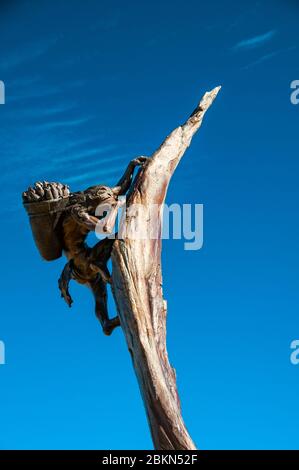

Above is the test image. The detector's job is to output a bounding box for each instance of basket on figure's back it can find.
[22,182,70,261]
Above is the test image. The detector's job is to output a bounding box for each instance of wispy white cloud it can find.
[63,160,134,186]
[0,37,58,70]
[63,166,121,185]
[232,30,277,51]
[59,155,129,175]
[53,145,119,164]
[9,76,41,88]
[9,77,87,103]
[9,84,63,102]
[242,51,280,70]
[6,103,76,120]
[35,117,91,131]
[242,46,296,70]
[225,3,261,32]
[56,137,97,153]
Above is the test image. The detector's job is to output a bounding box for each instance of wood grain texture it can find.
[111,87,221,450]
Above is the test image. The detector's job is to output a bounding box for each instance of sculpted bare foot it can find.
[102,316,121,336]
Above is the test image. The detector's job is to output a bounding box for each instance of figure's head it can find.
[83,185,116,210]
[84,185,120,234]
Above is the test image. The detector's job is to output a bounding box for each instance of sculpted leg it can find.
[89,237,115,284]
[58,260,74,307]
[90,276,120,336]
[89,238,120,335]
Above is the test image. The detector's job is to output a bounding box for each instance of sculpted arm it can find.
[112,157,148,196]
[70,204,99,231]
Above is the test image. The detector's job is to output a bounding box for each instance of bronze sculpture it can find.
[22,87,220,449]
[22,156,147,335]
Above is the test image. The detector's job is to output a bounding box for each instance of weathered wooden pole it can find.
[111,87,220,450]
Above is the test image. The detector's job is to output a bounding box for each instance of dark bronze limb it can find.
[70,205,99,231]
[113,157,148,196]
[89,237,115,283]
[58,260,74,307]
[90,276,120,336]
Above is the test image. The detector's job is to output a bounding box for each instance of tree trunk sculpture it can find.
[111,86,221,450]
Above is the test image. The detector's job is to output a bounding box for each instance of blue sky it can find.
[0,0,299,450]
